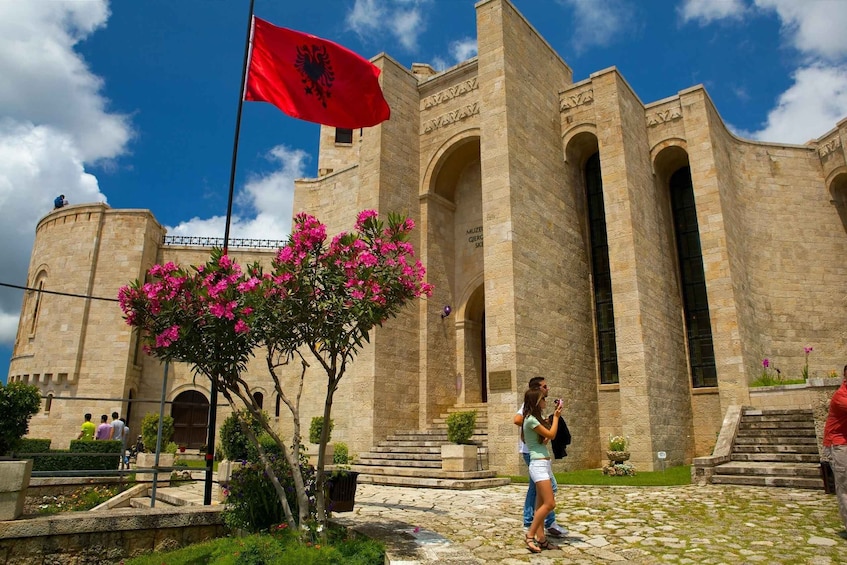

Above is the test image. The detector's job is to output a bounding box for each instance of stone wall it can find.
[0,505,224,564]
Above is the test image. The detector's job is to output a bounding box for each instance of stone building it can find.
[8,0,847,474]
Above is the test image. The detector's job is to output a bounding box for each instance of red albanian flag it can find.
[245,17,391,129]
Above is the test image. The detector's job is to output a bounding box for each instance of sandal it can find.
[525,534,541,553]
[537,537,560,551]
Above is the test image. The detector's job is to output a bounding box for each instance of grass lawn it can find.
[508,465,691,487]
[124,528,384,565]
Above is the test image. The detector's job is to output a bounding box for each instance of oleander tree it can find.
[118,210,432,533]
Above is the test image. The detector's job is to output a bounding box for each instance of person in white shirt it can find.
[513,376,567,538]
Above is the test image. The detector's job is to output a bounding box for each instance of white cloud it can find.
[346,0,428,52]
[450,38,478,63]
[679,0,747,25]
[558,0,634,53]
[0,1,131,162]
[0,1,124,349]
[755,0,847,61]
[166,145,308,241]
[749,64,847,143]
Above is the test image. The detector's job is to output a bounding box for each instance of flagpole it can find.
[204,0,255,507]
[223,0,256,253]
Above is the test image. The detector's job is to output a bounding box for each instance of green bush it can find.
[333,442,349,464]
[309,416,333,444]
[219,410,265,461]
[446,411,476,444]
[141,412,174,453]
[0,381,42,455]
[30,441,123,472]
[16,438,51,453]
[222,452,315,533]
[245,432,283,463]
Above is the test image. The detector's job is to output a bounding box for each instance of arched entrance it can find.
[171,390,209,449]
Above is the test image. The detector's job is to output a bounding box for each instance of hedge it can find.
[21,440,123,473]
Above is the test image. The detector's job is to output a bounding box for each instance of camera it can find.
[554,398,562,408]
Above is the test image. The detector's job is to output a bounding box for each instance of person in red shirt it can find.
[823,365,847,536]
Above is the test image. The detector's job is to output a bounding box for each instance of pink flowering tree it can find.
[119,210,432,532]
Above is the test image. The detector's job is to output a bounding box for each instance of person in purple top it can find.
[95,414,111,440]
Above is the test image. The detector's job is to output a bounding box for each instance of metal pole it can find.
[204,0,256,507]
[151,361,169,508]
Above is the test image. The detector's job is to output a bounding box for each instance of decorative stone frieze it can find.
[422,102,480,134]
[560,88,594,111]
[422,78,478,110]
[819,136,842,159]
[646,104,683,127]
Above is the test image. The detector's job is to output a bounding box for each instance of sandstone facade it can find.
[9,0,847,474]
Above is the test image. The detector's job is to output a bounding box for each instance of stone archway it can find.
[171,390,209,449]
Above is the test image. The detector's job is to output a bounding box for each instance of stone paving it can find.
[333,483,847,564]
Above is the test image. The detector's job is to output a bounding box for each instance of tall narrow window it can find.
[44,394,53,414]
[670,167,717,387]
[30,280,45,334]
[253,392,264,410]
[275,395,281,418]
[585,153,619,384]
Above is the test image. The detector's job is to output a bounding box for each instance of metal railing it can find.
[162,235,287,249]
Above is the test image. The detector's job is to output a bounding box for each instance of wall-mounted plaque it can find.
[488,370,512,392]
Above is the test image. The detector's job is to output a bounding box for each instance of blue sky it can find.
[2,0,847,380]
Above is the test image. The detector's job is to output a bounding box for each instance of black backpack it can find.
[54,196,64,208]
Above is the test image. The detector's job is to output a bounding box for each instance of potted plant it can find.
[441,411,478,472]
[325,465,359,513]
[136,412,176,482]
[308,417,334,466]
[607,434,630,463]
[0,382,41,520]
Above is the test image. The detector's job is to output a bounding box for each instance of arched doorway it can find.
[171,390,209,449]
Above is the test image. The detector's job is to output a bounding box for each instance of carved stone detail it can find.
[647,105,683,127]
[560,89,594,111]
[819,137,842,158]
[422,78,478,110]
[422,103,480,134]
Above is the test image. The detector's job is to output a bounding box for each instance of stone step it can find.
[388,430,488,440]
[732,444,819,454]
[738,421,815,430]
[736,428,815,439]
[734,435,817,444]
[356,458,442,468]
[742,409,813,417]
[710,475,823,489]
[359,451,442,461]
[351,465,495,479]
[356,472,510,490]
[366,446,444,455]
[129,496,179,509]
[714,461,822,478]
[730,453,821,463]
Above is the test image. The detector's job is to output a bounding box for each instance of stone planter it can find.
[135,452,174,483]
[441,444,478,472]
[607,450,631,463]
[307,443,334,467]
[0,459,32,520]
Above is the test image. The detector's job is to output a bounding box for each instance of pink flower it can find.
[804,346,813,354]
[155,325,180,348]
[234,319,249,334]
[355,209,379,230]
[762,358,769,368]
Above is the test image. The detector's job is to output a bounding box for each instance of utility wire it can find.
[0,281,119,302]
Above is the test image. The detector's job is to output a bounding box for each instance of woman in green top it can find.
[521,387,562,553]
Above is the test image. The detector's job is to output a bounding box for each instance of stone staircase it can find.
[710,408,824,489]
[352,404,510,490]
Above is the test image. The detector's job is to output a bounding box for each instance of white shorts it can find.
[528,458,552,483]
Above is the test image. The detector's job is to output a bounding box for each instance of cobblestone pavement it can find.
[334,483,847,564]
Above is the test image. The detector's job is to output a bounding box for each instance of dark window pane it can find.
[670,166,717,388]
